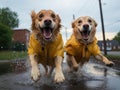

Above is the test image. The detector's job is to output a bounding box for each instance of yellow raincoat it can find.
[28,33,64,66]
[65,35,101,64]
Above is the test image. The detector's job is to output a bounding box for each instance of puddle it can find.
[0,62,12,75]
[0,59,120,90]
[0,59,27,75]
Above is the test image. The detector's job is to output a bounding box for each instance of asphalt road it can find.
[0,59,120,90]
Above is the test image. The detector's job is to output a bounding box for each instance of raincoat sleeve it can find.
[92,44,101,56]
[65,44,76,56]
[90,42,101,56]
[27,34,36,55]
[54,34,64,58]
[65,36,77,56]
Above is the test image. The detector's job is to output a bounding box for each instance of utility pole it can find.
[98,0,107,55]
[73,14,75,20]
[65,27,67,41]
[62,25,68,41]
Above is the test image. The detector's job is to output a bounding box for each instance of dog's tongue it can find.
[43,29,52,39]
[82,33,89,39]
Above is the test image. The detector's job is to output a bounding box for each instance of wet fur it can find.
[29,10,65,83]
[66,16,114,71]
[31,10,61,42]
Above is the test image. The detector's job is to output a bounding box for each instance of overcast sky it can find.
[0,0,120,42]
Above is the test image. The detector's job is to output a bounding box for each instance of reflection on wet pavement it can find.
[0,59,120,90]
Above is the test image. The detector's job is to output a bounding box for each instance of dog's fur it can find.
[28,10,65,83]
[65,16,114,71]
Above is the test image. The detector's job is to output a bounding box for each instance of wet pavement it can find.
[0,59,120,90]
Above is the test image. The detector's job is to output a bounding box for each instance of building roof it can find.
[13,29,31,32]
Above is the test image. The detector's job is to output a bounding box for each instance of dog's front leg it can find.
[95,54,114,67]
[67,55,79,71]
[54,56,65,83]
[29,54,40,81]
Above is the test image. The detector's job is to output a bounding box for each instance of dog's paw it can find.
[106,61,114,67]
[54,71,65,83]
[31,67,40,82]
[73,65,79,72]
[67,65,79,73]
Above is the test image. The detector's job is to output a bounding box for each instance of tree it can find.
[0,23,12,50]
[113,31,120,44]
[11,41,26,51]
[0,7,19,28]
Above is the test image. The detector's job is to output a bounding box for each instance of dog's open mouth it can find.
[80,30,90,41]
[41,27,53,39]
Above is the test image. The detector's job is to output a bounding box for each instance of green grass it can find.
[0,51,27,60]
[105,55,120,60]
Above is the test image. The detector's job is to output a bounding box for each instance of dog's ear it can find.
[72,21,75,28]
[93,19,97,27]
[31,10,37,30]
[31,10,36,21]
[56,14,61,28]
[56,14,61,23]
[94,21,97,27]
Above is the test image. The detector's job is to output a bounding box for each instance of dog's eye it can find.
[78,20,82,23]
[88,19,92,23]
[51,13,56,18]
[39,14,44,18]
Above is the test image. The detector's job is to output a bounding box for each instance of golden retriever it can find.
[28,10,65,83]
[65,16,114,71]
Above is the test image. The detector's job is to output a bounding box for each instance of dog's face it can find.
[72,16,97,42]
[31,10,61,41]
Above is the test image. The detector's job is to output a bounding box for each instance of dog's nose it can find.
[44,19,52,26]
[83,24,89,30]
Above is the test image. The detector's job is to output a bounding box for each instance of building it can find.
[12,29,30,48]
[98,39,120,51]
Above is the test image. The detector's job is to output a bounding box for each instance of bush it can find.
[0,23,12,50]
[11,41,26,51]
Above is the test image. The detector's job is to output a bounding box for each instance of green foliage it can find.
[11,41,26,51]
[0,23,12,50]
[105,54,120,59]
[113,31,120,44]
[0,7,19,28]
